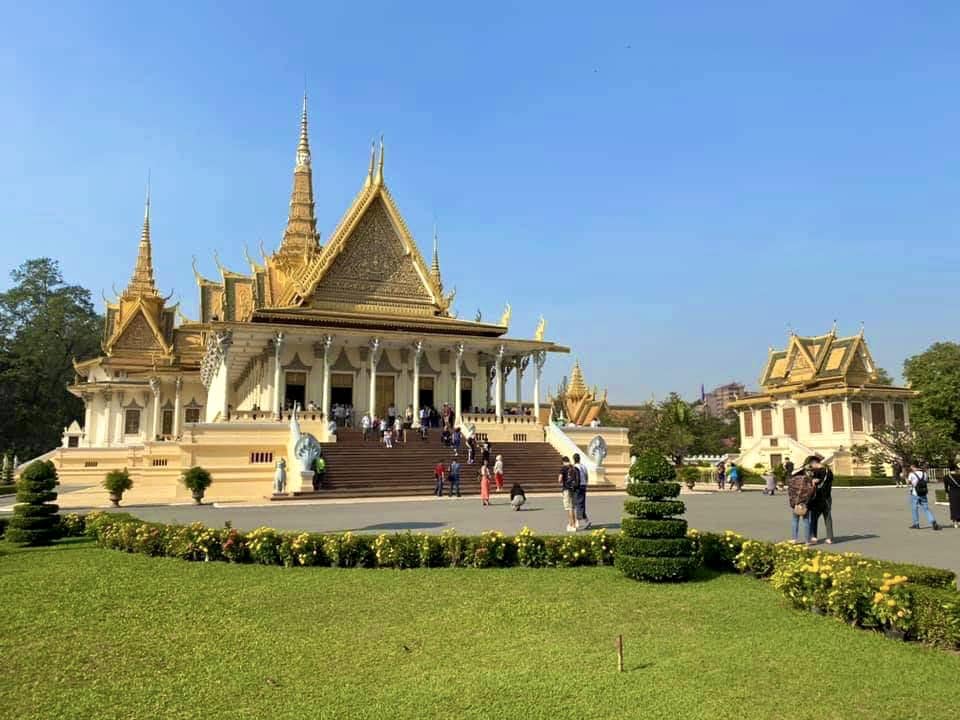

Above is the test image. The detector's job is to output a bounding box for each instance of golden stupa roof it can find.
[567,360,588,399]
[124,188,159,298]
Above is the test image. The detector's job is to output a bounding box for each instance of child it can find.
[384,427,394,448]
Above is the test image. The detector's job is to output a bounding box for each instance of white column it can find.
[82,392,94,446]
[321,335,333,422]
[533,351,545,420]
[494,344,504,420]
[515,356,525,410]
[412,340,423,427]
[368,338,380,416]
[273,332,284,419]
[103,389,113,447]
[454,342,464,426]
[150,377,161,440]
[173,376,183,438]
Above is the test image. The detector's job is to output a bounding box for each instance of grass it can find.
[2,540,960,720]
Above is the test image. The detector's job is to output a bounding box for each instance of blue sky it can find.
[2,2,959,402]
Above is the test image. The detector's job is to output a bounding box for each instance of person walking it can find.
[493,454,505,492]
[728,462,741,492]
[452,427,462,457]
[716,460,726,490]
[907,463,941,530]
[509,482,527,511]
[944,462,960,529]
[433,459,446,497]
[383,425,394,448]
[481,441,491,467]
[787,464,815,544]
[479,459,492,506]
[559,456,579,532]
[312,454,326,492]
[448,458,462,498]
[893,461,904,488]
[807,455,834,545]
[361,413,371,442]
[573,452,591,530]
[466,436,477,465]
[783,458,795,477]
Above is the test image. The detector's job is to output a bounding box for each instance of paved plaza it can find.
[20,485,955,576]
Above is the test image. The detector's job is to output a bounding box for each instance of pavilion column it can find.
[150,377,161,441]
[412,340,423,427]
[219,336,232,422]
[368,338,381,417]
[321,335,333,422]
[454,342,464,426]
[494,345,504,420]
[273,332,284,419]
[515,356,528,411]
[173,376,183,439]
[103,389,113,447]
[533,351,546,421]
[81,392,94,447]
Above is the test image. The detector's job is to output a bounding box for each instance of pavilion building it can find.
[728,328,916,475]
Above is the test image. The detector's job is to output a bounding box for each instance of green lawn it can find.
[2,540,958,720]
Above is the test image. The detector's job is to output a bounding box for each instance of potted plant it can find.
[679,465,699,491]
[181,466,212,504]
[102,469,133,507]
[773,463,788,490]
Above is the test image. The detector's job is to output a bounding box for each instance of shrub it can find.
[735,539,776,577]
[102,469,133,506]
[911,585,960,648]
[688,530,743,572]
[628,451,676,483]
[626,482,681,500]
[615,554,697,581]
[870,458,887,481]
[623,499,686,517]
[621,517,688,538]
[679,466,699,488]
[181,466,212,502]
[6,460,60,546]
[59,513,86,537]
[515,526,548,567]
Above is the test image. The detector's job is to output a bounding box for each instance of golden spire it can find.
[431,222,442,289]
[280,93,320,258]
[567,360,588,399]
[125,180,159,297]
[364,140,376,189]
[375,135,385,186]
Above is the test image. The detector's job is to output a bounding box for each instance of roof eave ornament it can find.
[375,135,385,186]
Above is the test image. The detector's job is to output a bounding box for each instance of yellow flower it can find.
[880,585,891,593]
[887,599,896,608]
[820,573,829,580]
[882,572,892,579]
[897,610,905,618]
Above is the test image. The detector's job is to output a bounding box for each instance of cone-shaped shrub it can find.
[6,460,60,546]
[615,450,695,581]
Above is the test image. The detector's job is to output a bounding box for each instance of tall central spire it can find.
[125,181,159,297]
[431,223,442,291]
[280,92,320,257]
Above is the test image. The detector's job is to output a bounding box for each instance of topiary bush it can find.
[6,460,60,546]
[102,469,133,506]
[617,451,696,582]
[181,466,213,504]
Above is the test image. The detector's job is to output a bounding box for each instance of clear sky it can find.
[2,2,959,403]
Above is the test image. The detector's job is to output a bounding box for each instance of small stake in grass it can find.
[616,634,624,672]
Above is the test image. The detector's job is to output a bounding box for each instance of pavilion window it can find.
[851,402,864,432]
[808,405,822,434]
[893,403,905,428]
[831,402,844,432]
[184,408,201,424]
[124,409,141,435]
[760,409,773,436]
[743,411,754,437]
[161,409,174,437]
[871,402,886,429]
[782,407,797,440]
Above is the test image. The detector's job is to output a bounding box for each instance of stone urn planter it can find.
[181,466,213,507]
[191,490,204,505]
[109,492,122,507]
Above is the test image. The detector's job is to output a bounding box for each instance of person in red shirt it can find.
[434,460,446,497]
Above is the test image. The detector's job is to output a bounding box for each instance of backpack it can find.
[913,471,928,497]
[562,466,579,491]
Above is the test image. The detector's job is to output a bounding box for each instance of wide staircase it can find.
[273,428,617,500]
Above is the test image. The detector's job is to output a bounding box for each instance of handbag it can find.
[793,502,808,517]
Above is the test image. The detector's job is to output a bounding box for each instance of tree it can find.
[0,258,102,459]
[872,367,895,386]
[851,419,958,472]
[5,459,60,546]
[904,342,960,442]
[628,394,739,463]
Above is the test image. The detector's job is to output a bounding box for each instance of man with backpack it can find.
[558,456,579,532]
[907,462,941,530]
[573,452,591,530]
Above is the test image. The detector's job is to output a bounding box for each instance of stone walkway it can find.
[30,485,956,575]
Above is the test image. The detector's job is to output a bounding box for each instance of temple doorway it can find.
[285,371,306,410]
[375,375,395,419]
[418,377,434,410]
[330,373,354,407]
[460,379,473,413]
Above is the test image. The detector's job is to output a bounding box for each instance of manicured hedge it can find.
[911,585,960,648]
[621,517,688,538]
[623,499,686,518]
[616,536,694,558]
[626,482,681,499]
[615,554,698,582]
[741,474,895,487]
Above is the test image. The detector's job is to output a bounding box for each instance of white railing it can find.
[461,413,538,426]
[544,422,601,479]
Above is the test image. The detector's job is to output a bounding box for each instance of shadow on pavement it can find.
[352,521,447,531]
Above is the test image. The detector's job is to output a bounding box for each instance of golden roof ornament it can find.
[296,92,311,168]
[375,135,385,186]
[567,360,588,399]
[279,93,320,259]
[364,140,376,189]
[534,315,546,341]
[499,303,511,328]
[431,223,442,291]
[124,181,159,297]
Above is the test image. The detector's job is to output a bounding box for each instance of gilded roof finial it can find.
[296,92,311,167]
[431,222,442,289]
[279,94,320,256]
[375,134,385,185]
[124,176,159,297]
[365,140,376,188]
[831,319,838,336]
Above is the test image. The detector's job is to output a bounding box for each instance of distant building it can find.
[702,382,746,418]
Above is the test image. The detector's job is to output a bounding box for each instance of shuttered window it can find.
[871,402,886,429]
[893,403,905,428]
[808,405,822,434]
[743,411,754,437]
[124,409,141,435]
[851,402,864,432]
[782,407,797,440]
[831,403,844,432]
[761,409,773,436]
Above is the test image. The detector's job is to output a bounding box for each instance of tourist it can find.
[379,416,387,440]
[419,405,429,431]
[419,417,429,441]
[559,456,579,532]
[787,464,815,544]
[466,435,477,464]
[907,463,941,530]
[943,462,960,529]
[441,426,452,447]
[448,458,462,497]
[434,459,446,497]
[716,460,726,490]
[493,454,506,492]
[361,413,371,441]
[481,441,491,466]
[573,452,591,529]
[452,426,462,456]
[893,461,904,488]
[728,462,741,492]
[312,453,326,492]
[808,455,834,545]
[384,425,394,449]
[345,404,354,427]
[479,459,492,506]
[510,482,526,510]
[387,403,397,429]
